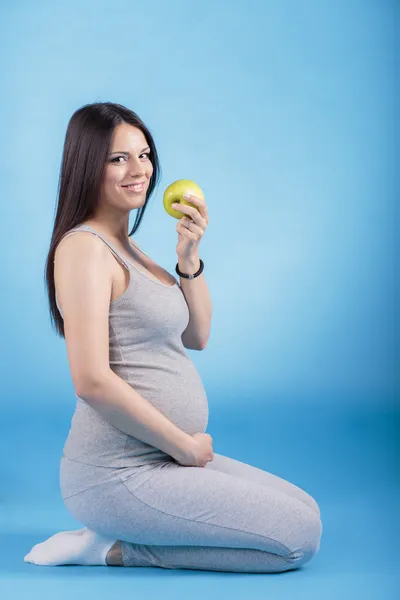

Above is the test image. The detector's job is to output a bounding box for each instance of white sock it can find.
[24,527,118,566]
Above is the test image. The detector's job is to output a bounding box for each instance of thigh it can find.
[205,453,320,516]
[63,460,321,560]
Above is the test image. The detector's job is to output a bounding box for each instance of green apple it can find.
[163,179,204,219]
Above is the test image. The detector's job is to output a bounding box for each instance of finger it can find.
[174,203,199,220]
[177,223,199,240]
[180,217,202,233]
[181,229,199,240]
[183,195,208,219]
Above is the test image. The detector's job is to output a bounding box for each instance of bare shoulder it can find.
[55,230,113,268]
[54,230,115,303]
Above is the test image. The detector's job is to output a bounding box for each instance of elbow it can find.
[75,371,111,398]
[198,338,209,351]
[181,338,207,351]
[75,380,98,399]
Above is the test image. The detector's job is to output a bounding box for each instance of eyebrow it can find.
[109,146,150,155]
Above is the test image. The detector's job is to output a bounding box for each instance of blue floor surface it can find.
[1,395,398,599]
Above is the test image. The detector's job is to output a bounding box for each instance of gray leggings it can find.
[61,452,322,573]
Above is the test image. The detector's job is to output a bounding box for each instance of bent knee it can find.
[303,492,321,518]
[292,483,321,518]
[284,510,322,568]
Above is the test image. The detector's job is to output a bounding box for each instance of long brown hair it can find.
[44,101,161,338]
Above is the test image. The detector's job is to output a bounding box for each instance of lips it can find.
[122,181,146,187]
[122,182,146,193]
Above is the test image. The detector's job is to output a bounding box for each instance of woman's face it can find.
[101,122,154,211]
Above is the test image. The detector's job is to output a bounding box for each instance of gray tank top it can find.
[56,224,209,468]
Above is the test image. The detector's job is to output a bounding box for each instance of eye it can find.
[110,152,151,163]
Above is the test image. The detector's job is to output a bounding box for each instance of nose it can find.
[127,155,146,177]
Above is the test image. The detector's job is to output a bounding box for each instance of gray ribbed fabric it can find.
[57,224,322,572]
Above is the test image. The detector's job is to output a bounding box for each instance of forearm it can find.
[178,254,212,348]
[76,370,194,463]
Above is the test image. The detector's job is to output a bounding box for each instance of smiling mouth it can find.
[122,183,145,192]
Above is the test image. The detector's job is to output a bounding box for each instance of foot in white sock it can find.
[24,527,117,566]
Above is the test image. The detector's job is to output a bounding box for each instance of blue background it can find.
[0,0,398,598]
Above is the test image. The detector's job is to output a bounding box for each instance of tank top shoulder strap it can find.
[60,224,131,271]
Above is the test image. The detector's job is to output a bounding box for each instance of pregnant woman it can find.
[25,102,322,572]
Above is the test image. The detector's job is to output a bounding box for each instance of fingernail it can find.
[184,194,190,199]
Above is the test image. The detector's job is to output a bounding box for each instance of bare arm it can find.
[77,370,194,463]
[178,253,212,350]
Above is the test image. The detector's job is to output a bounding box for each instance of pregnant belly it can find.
[123,360,209,435]
[63,358,209,468]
